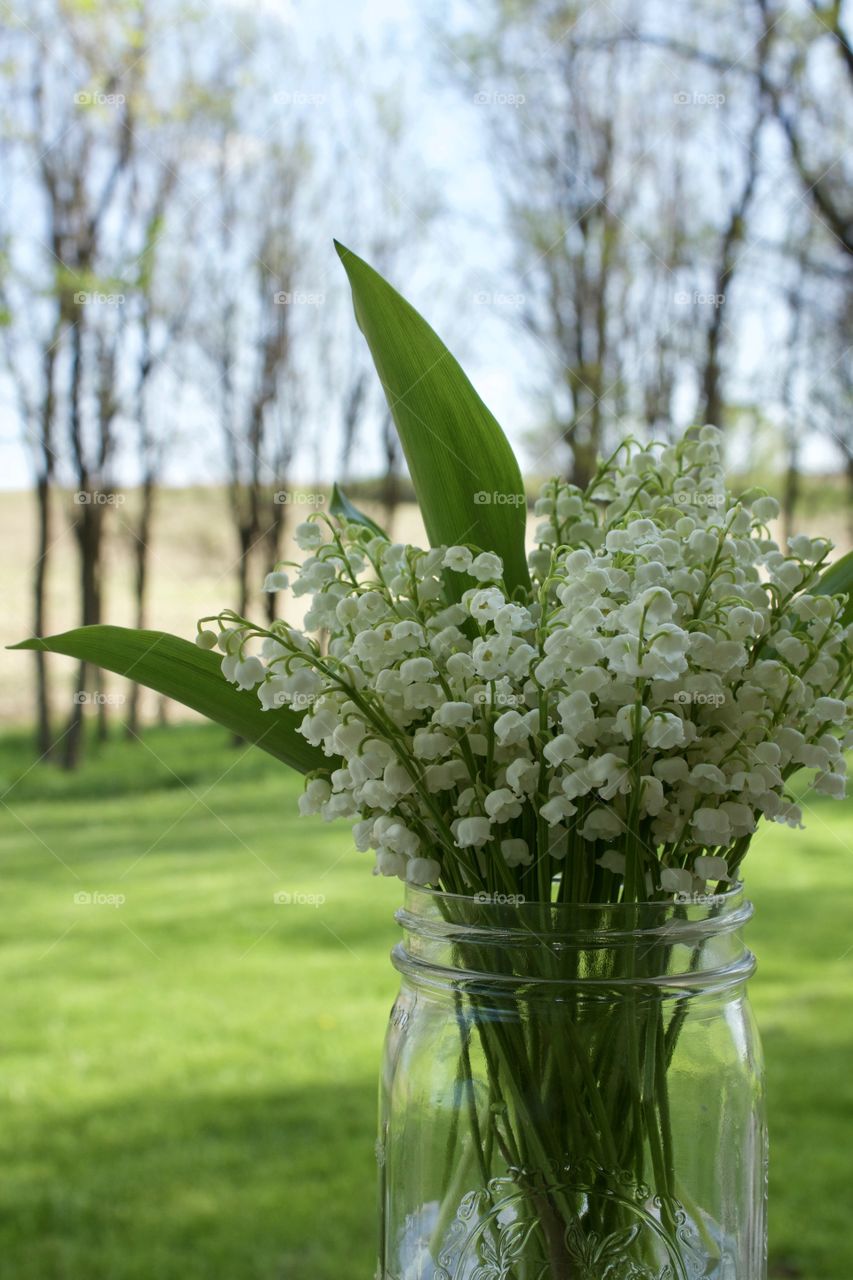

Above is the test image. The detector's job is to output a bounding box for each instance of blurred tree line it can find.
[441,0,851,489]
[0,0,436,764]
[0,0,850,764]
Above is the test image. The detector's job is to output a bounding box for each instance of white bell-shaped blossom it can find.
[201,428,850,893]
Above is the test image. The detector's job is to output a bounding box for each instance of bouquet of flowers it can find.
[17,245,853,1278]
[196,428,850,905]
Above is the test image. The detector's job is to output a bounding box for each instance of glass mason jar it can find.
[378,885,767,1280]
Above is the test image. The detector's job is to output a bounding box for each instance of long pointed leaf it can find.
[335,242,530,593]
[10,626,329,774]
[814,549,853,628]
[329,483,388,539]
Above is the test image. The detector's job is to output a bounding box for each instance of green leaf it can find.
[334,242,530,594]
[813,549,853,628]
[329,483,388,539]
[10,626,329,774]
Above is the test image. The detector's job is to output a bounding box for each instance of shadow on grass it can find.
[0,1080,378,1280]
[0,725,287,805]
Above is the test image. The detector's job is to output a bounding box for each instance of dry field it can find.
[2,482,849,730]
[0,487,427,728]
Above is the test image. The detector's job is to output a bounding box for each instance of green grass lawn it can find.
[0,724,851,1280]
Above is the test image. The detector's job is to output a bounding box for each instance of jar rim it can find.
[405,881,745,908]
[397,881,753,951]
[394,883,755,992]
[403,880,747,918]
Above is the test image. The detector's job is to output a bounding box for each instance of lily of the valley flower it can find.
[205,426,851,896]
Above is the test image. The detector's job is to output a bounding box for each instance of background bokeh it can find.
[0,1,851,1277]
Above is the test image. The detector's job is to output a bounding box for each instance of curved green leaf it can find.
[330,483,388,539]
[813,549,853,628]
[334,242,530,593]
[10,626,329,774]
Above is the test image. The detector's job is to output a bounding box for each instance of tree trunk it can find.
[229,515,256,747]
[566,428,599,490]
[381,415,402,536]
[263,492,286,627]
[780,281,805,546]
[125,474,156,737]
[382,468,401,538]
[33,473,53,757]
[700,55,765,427]
[237,518,253,619]
[32,334,60,758]
[63,319,89,771]
[781,435,800,544]
[63,500,104,770]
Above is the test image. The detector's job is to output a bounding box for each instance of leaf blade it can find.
[813,549,853,628]
[334,242,530,593]
[10,626,329,774]
[329,483,388,538]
